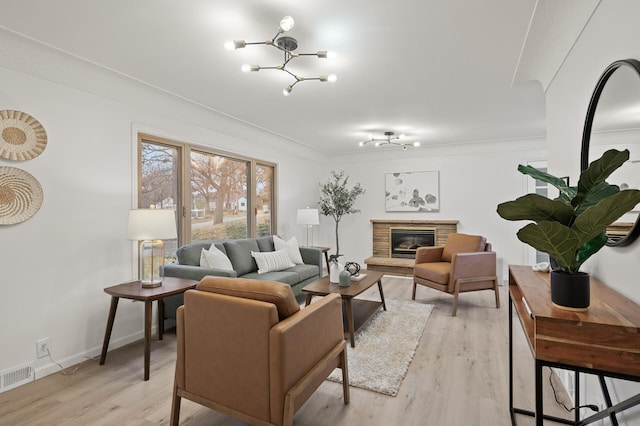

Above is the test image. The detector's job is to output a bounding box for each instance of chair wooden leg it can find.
[340,344,350,404]
[412,281,417,300]
[283,393,295,426]
[452,280,460,316]
[493,277,501,309]
[170,385,181,426]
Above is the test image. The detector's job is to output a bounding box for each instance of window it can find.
[138,134,276,253]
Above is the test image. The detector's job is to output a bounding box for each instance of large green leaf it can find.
[575,232,607,271]
[497,194,574,225]
[517,222,580,271]
[572,189,640,244]
[575,182,619,214]
[518,164,573,199]
[573,149,629,208]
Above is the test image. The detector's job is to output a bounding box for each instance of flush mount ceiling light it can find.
[224,16,337,96]
[358,131,421,151]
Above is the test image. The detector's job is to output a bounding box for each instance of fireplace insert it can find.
[389,228,436,258]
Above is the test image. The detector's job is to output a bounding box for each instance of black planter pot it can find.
[550,270,590,311]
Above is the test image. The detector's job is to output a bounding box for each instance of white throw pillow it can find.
[273,235,304,264]
[200,245,234,271]
[251,249,295,274]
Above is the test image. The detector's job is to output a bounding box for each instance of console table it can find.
[508,265,640,425]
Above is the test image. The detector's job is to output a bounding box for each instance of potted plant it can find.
[318,170,365,260]
[497,149,640,310]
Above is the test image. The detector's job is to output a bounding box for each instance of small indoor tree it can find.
[318,170,365,258]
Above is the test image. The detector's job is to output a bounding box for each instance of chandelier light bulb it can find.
[283,85,293,96]
[374,142,380,147]
[279,16,295,32]
[326,51,337,59]
[241,64,251,73]
[224,40,235,51]
[413,141,421,147]
[359,141,364,147]
[398,133,406,139]
[327,74,337,83]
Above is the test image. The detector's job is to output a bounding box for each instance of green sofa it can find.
[161,236,323,320]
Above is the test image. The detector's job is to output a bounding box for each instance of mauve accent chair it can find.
[412,233,500,316]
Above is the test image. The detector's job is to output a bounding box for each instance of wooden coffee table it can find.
[302,269,386,347]
[99,277,198,380]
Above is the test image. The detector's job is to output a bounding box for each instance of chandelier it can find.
[359,131,421,150]
[224,16,337,96]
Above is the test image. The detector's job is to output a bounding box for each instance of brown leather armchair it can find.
[170,276,349,426]
[412,233,500,316]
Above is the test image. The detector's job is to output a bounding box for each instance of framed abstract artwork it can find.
[385,171,439,212]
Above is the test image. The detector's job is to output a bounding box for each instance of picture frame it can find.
[385,171,439,212]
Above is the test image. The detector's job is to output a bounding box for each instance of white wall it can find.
[0,29,328,379]
[319,138,546,282]
[546,1,640,423]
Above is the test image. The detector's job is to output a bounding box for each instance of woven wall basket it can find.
[0,166,43,225]
[0,110,48,161]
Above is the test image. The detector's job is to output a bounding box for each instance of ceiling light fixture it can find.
[224,16,337,96]
[358,131,421,150]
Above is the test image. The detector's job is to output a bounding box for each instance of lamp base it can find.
[140,279,163,288]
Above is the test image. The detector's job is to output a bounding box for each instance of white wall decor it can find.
[385,171,439,212]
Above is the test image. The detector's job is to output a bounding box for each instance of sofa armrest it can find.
[415,246,444,264]
[162,263,238,281]
[299,246,322,271]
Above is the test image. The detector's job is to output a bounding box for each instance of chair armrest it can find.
[299,246,323,271]
[175,305,186,389]
[415,246,444,264]
[162,263,238,281]
[450,251,496,281]
[269,294,343,404]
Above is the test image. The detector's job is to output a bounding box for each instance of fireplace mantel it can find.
[365,219,458,276]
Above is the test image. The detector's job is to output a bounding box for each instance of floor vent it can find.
[0,363,34,393]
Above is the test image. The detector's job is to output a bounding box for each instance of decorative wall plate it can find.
[0,110,48,161]
[0,166,43,225]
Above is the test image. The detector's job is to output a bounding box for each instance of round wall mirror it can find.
[581,59,640,246]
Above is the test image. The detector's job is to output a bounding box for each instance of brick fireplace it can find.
[365,219,458,276]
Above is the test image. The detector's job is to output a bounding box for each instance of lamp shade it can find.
[127,209,177,240]
[296,208,319,226]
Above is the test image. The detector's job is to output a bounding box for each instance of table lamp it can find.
[296,207,319,246]
[127,209,178,287]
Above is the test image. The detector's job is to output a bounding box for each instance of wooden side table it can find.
[99,277,198,380]
[311,246,331,275]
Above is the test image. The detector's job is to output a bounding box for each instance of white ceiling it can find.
[0,0,547,155]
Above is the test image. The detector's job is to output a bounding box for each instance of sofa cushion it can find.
[252,249,295,274]
[177,242,218,266]
[256,236,275,252]
[273,235,304,264]
[441,233,486,262]
[284,264,319,281]
[242,271,301,287]
[200,245,234,271]
[197,276,300,320]
[223,239,260,275]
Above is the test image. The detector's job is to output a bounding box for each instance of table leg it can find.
[377,279,387,311]
[535,359,543,426]
[99,296,119,365]
[305,294,313,307]
[144,300,152,381]
[324,251,330,276]
[345,298,355,348]
[158,299,164,341]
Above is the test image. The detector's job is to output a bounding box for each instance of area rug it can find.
[326,299,433,397]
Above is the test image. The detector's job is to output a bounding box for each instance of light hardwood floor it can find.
[0,276,575,425]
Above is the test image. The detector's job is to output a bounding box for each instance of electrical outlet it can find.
[36,337,51,359]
